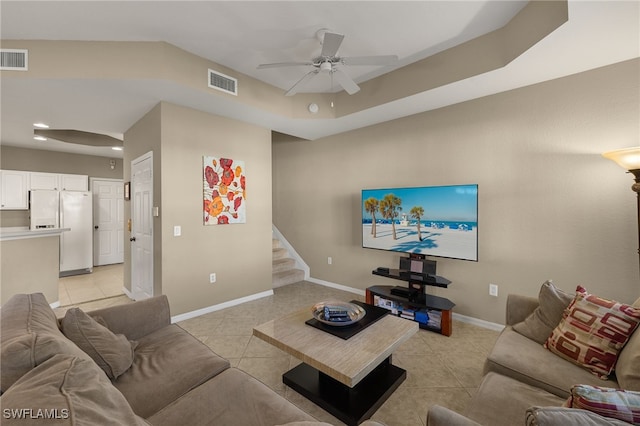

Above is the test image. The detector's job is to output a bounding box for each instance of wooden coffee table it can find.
[253,303,418,425]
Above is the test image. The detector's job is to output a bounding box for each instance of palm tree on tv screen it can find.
[410,206,424,241]
[380,194,402,240]
[364,197,379,237]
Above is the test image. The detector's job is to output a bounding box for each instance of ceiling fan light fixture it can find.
[320,61,332,73]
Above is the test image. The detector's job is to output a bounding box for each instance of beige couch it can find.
[0,293,383,426]
[426,283,640,426]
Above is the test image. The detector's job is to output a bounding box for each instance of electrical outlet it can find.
[328,257,332,265]
[489,283,498,297]
[209,273,216,283]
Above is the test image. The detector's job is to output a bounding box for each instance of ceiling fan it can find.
[257,29,398,96]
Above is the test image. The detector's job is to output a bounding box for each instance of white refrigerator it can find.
[30,190,93,276]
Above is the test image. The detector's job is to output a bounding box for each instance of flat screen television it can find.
[362,184,478,261]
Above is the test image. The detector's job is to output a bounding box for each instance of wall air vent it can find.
[208,69,238,96]
[0,49,28,70]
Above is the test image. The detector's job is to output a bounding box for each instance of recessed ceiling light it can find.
[33,123,49,129]
[34,136,47,141]
[111,146,123,151]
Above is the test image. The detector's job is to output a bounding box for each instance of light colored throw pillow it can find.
[513,280,574,344]
[61,308,137,380]
[544,286,640,379]
[1,354,148,425]
[564,384,640,424]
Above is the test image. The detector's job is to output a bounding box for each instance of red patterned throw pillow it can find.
[564,384,640,424]
[544,286,640,379]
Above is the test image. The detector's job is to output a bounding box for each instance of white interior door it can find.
[131,152,154,300]
[92,179,124,266]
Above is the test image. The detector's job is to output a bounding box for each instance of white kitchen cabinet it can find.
[30,172,60,190]
[60,174,88,191]
[29,172,88,191]
[0,170,30,210]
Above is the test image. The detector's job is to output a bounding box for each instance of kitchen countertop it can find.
[0,227,70,241]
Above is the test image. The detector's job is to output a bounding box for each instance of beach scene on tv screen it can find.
[362,185,478,261]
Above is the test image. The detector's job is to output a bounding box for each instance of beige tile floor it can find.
[55,274,500,426]
[58,263,124,306]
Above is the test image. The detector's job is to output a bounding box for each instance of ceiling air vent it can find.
[1,49,28,70]
[208,69,238,96]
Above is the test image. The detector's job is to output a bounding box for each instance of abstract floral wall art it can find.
[203,156,246,225]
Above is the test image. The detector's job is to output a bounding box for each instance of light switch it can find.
[173,226,181,237]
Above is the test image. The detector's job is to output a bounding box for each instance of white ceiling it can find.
[1,1,639,159]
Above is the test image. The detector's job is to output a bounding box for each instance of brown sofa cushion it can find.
[615,297,640,391]
[0,293,92,392]
[113,324,231,418]
[564,384,640,424]
[513,280,573,344]
[545,286,640,379]
[464,372,565,426]
[147,368,317,426]
[485,327,618,399]
[0,354,148,425]
[61,308,137,380]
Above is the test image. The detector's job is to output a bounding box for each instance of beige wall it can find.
[273,59,640,325]
[123,104,162,296]
[0,236,59,304]
[0,146,124,227]
[124,102,272,315]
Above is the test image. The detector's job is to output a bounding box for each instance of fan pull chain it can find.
[330,71,335,108]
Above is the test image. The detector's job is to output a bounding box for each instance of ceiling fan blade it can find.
[320,32,344,58]
[341,55,399,66]
[332,69,360,95]
[257,61,313,69]
[285,69,319,96]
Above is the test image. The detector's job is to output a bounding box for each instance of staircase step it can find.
[273,257,296,273]
[272,247,289,260]
[272,269,305,288]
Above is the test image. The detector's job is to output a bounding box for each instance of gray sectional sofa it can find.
[0,293,382,425]
[426,283,640,425]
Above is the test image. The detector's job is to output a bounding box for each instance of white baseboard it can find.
[171,290,274,323]
[121,287,134,300]
[452,312,505,331]
[49,301,61,309]
[165,275,504,331]
[306,277,365,296]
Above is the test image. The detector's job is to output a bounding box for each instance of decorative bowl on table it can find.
[311,301,366,326]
